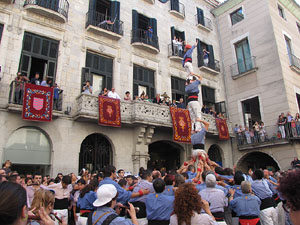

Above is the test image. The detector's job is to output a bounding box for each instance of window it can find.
[133,65,155,99]
[19,32,59,83]
[0,24,3,44]
[297,23,300,34]
[285,35,293,65]
[278,5,285,19]
[230,7,244,25]
[196,39,216,70]
[297,93,300,112]
[170,27,185,57]
[242,96,261,128]
[81,52,113,94]
[202,86,215,108]
[132,10,158,49]
[234,38,253,74]
[171,76,187,103]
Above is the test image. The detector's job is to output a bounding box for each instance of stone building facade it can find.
[0,0,233,176]
[213,0,300,171]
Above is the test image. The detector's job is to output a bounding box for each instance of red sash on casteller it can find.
[184,57,192,64]
[239,218,260,225]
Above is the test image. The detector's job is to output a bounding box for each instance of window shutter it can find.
[89,0,97,11]
[197,7,205,26]
[47,60,56,83]
[20,54,31,78]
[171,0,179,11]
[110,1,120,34]
[170,26,175,40]
[81,67,92,89]
[197,39,204,67]
[0,24,3,43]
[207,45,215,70]
[150,87,155,99]
[106,76,112,90]
[149,18,157,36]
[182,31,185,41]
[132,10,139,43]
[133,83,138,98]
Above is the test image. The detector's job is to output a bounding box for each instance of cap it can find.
[185,44,192,49]
[93,184,117,207]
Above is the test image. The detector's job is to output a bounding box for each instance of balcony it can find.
[236,124,298,151]
[23,0,69,23]
[289,54,300,74]
[199,60,220,75]
[86,11,124,39]
[74,93,233,136]
[168,43,184,62]
[169,1,185,19]
[230,56,258,80]
[131,29,159,53]
[7,81,64,115]
[195,15,213,32]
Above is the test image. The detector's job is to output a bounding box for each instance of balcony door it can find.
[242,96,261,128]
[235,38,252,74]
[285,36,293,65]
[133,65,155,99]
[19,32,59,83]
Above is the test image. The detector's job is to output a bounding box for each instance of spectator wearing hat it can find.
[91,184,138,225]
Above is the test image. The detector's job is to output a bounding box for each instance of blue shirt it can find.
[146,193,174,220]
[182,45,196,67]
[92,207,133,225]
[185,80,200,95]
[229,194,261,217]
[77,191,96,210]
[187,171,197,179]
[130,179,154,203]
[191,128,206,146]
[99,177,132,204]
[251,179,273,200]
[54,88,59,100]
[177,102,186,109]
[196,183,228,195]
[229,185,243,199]
[163,185,174,196]
[265,179,277,195]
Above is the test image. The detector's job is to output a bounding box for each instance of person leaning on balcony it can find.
[31,73,41,85]
[124,91,131,101]
[172,36,179,56]
[83,80,93,94]
[203,49,210,66]
[177,97,186,109]
[277,115,286,139]
[108,88,120,99]
[14,72,29,104]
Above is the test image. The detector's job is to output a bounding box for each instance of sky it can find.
[218,0,300,5]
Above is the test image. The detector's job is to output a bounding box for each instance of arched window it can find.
[79,133,112,172]
[208,144,223,167]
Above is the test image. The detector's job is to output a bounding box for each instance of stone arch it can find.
[148,140,184,171]
[79,133,113,173]
[237,151,280,172]
[208,144,224,167]
[3,126,52,175]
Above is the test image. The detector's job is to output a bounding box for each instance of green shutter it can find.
[81,67,92,89]
[197,39,204,67]
[197,7,205,25]
[132,10,139,43]
[110,1,120,34]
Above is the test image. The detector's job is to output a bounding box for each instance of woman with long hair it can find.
[170,183,217,225]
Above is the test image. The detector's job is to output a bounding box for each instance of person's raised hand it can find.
[127,202,137,218]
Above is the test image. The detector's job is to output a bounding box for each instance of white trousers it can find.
[184,62,193,75]
[78,216,88,225]
[187,101,202,131]
[137,218,148,225]
[260,207,278,225]
[53,209,68,225]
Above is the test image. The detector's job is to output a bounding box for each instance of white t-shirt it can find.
[170,212,217,225]
[108,91,121,99]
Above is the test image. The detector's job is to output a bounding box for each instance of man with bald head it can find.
[152,170,161,180]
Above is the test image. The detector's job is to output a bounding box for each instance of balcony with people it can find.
[131,10,159,53]
[85,0,123,39]
[168,27,185,61]
[23,0,69,23]
[197,40,220,75]
[195,8,213,32]
[169,0,185,19]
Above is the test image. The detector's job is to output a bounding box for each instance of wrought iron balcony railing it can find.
[289,54,300,72]
[24,0,69,20]
[86,11,124,36]
[170,1,185,18]
[195,14,213,31]
[131,29,159,51]
[168,43,184,58]
[8,81,63,111]
[230,56,257,78]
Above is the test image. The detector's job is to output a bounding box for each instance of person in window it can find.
[108,88,121,99]
[31,73,41,85]
[14,72,29,104]
[177,97,186,109]
[178,37,184,57]
[295,113,300,136]
[100,88,108,97]
[203,48,210,66]
[41,77,48,86]
[139,92,145,101]
[170,99,177,107]
[124,91,131,101]
[146,25,153,44]
[152,94,162,104]
[182,40,198,79]
[82,80,93,94]
[53,83,63,111]
[144,94,152,103]
[172,36,179,56]
[277,115,286,139]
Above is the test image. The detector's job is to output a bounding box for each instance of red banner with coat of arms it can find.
[215,118,230,140]
[170,107,192,143]
[22,83,53,122]
[98,96,121,127]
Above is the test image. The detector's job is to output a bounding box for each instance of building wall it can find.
[0,0,232,175]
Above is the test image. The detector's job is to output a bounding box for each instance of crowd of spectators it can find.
[1,155,300,225]
[235,112,300,146]
[201,105,226,119]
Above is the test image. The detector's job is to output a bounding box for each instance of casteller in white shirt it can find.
[108,89,121,99]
